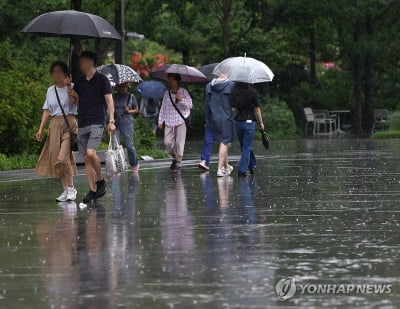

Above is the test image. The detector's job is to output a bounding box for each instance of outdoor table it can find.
[329,110,351,134]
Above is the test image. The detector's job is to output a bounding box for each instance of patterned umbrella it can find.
[150,64,207,84]
[97,64,142,86]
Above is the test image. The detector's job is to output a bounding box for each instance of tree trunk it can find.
[352,24,363,136]
[221,0,232,57]
[309,24,318,85]
[260,0,268,32]
[362,12,374,134]
[94,40,110,66]
[182,47,190,66]
[114,0,126,64]
[70,0,83,79]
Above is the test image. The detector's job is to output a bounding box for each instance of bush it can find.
[134,116,157,149]
[0,153,39,171]
[390,111,400,131]
[0,41,51,155]
[260,96,297,139]
[372,130,400,139]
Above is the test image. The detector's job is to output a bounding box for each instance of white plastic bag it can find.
[105,134,127,177]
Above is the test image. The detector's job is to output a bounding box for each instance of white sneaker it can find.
[66,187,77,201]
[225,165,234,175]
[217,168,227,177]
[198,160,210,171]
[56,190,68,202]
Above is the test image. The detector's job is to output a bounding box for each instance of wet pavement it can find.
[0,138,399,309]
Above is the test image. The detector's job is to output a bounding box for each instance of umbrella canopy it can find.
[198,63,219,81]
[97,64,142,86]
[21,10,121,40]
[150,64,207,84]
[135,81,168,99]
[212,56,274,84]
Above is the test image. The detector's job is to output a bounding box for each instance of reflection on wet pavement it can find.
[0,139,399,308]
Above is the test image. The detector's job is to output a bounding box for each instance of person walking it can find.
[158,73,192,173]
[200,74,235,177]
[139,96,160,134]
[231,83,265,177]
[70,51,116,203]
[197,126,215,171]
[35,61,78,202]
[114,82,139,173]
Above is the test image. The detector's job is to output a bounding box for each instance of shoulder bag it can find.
[54,86,78,152]
[168,90,191,129]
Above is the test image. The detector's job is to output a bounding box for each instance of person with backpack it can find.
[113,82,139,173]
[139,96,161,134]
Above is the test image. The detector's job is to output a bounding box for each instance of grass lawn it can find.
[372,130,400,139]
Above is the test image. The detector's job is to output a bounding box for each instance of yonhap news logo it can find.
[275,277,297,301]
[275,277,392,301]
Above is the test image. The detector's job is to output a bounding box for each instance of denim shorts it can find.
[77,124,104,154]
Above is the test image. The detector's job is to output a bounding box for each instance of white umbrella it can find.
[212,56,274,84]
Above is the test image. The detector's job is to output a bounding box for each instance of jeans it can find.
[200,127,215,166]
[236,121,256,173]
[115,123,138,168]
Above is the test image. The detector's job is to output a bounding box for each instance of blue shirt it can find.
[114,93,138,126]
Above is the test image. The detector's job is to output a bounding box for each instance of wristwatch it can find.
[109,119,115,124]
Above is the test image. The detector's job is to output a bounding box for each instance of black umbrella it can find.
[198,63,219,81]
[21,10,121,40]
[260,129,270,149]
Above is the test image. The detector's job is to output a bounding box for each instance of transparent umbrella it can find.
[212,56,274,84]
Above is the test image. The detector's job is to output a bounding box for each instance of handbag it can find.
[260,128,270,149]
[105,134,128,177]
[54,86,78,151]
[168,90,192,129]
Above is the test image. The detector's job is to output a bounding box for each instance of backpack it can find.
[146,98,158,115]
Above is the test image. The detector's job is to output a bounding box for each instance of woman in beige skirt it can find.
[35,61,79,202]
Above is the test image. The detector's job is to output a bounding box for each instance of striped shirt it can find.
[159,88,192,127]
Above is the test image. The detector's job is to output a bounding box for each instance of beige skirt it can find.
[35,116,78,178]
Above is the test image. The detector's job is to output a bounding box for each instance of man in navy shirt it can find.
[71,51,115,203]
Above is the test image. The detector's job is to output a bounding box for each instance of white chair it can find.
[304,107,336,136]
[372,109,390,133]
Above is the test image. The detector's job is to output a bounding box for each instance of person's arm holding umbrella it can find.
[175,88,193,111]
[66,75,79,104]
[125,94,139,115]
